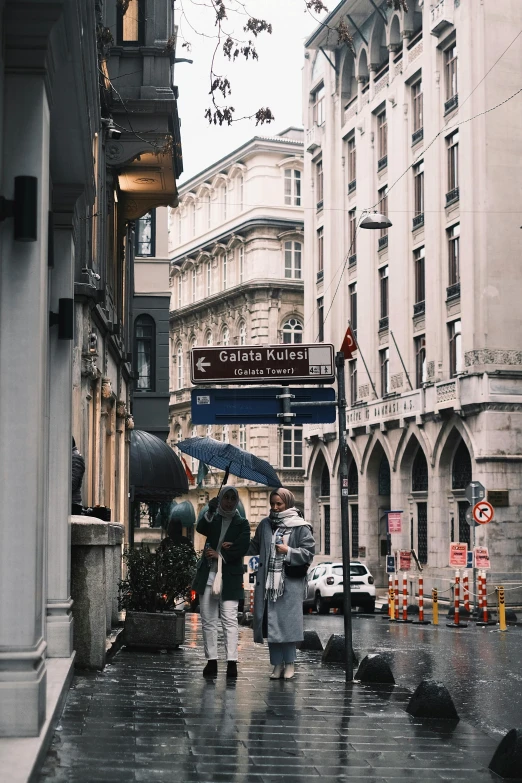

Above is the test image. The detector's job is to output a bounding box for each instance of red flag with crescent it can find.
[341,325,357,360]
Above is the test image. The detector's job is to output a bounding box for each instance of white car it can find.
[303,561,376,614]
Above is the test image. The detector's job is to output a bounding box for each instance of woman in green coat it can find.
[193,485,250,679]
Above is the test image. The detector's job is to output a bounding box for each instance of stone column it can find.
[0,72,51,735]
[45,187,83,658]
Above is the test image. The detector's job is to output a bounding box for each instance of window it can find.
[282,427,303,468]
[414,335,427,388]
[349,209,357,258]
[285,241,302,279]
[324,505,330,556]
[206,261,211,296]
[134,315,155,390]
[349,359,357,405]
[239,245,244,283]
[221,425,229,443]
[379,455,391,495]
[417,502,428,564]
[377,111,387,167]
[317,227,324,273]
[351,505,359,559]
[223,254,228,290]
[316,160,324,205]
[380,347,390,396]
[239,175,244,211]
[412,449,428,492]
[448,223,460,285]
[320,464,330,496]
[458,501,470,546]
[447,131,459,201]
[177,343,184,390]
[239,321,246,346]
[413,161,424,226]
[445,43,458,102]
[317,297,324,342]
[349,281,357,333]
[378,185,389,240]
[412,79,423,133]
[414,246,425,305]
[177,275,182,309]
[206,425,213,438]
[348,460,359,495]
[347,136,356,188]
[452,440,472,489]
[379,266,389,320]
[206,331,213,347]
[221,327,229,347]
[282,318,303,344]
[449,319,462,377]
[118,0,143,44]
[135,210,155,257]
[239,424,247,451]
[312,84,325,126]
[191,267,196,302]
[284,169,301,206]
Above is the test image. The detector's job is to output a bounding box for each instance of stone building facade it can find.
[169,130,305,543]
[302,0,522,599]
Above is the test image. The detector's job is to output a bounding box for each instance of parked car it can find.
[303,561,376,614]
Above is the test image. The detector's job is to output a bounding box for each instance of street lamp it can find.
[337,210,393,681]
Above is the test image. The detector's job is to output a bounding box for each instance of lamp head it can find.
[360,212,393,230]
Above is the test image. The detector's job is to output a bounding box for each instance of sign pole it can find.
[336,351,353,680]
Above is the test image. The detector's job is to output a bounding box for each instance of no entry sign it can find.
[190,344,335,385]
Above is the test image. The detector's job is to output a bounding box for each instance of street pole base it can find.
[395,619,413,624]
[446,622,468,628]
[476,620,496,627]
[412,620,431,625]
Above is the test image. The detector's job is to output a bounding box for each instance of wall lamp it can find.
[49,298,74,340]
[0,176,38,241]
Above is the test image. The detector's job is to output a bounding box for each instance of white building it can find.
[302,0,522,598]
[169,129,306,538]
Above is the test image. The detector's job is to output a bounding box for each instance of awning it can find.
[169,500,196,528]
[130,430,189,502]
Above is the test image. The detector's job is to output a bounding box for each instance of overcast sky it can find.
[174,0,322,183]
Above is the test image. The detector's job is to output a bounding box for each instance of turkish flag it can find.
[340,325,357,360]
[180,455,196,486]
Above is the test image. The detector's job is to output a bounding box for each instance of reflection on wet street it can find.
[305,612,522,737]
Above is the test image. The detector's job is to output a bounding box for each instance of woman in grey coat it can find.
[247,488,315,680]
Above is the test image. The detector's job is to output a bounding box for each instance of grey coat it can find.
[247,517,315,644]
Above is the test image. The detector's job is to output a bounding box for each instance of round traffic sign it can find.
[472,500,494,525]
[248,555,260,572]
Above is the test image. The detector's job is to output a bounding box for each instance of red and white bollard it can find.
[413,575,431,624]
[402,573,408,621]
[388,574,393,618]
[463,572,470,614]
[249,589,254,613]
[476,570,495,626]
[447,569,468,628]
[394,574,399,620]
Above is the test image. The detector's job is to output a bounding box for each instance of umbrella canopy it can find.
[130,430,189,502]
[177,437,282,488]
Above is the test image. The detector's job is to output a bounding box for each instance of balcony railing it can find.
[379,316,389,331]
[412,213,424,230]
[444,93,459,115]
[413,300,425,316]
[431,0,454,36]
[306,125,321,152]
[445,187,459,206]
[348,179,356,195]
[317,270,324,282]
[412,127,424,146]
[378,235,388,251]
[446,282,461,300]
[348,254,357,267]
[377,155,388,172]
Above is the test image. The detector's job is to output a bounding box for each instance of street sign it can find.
[474,546,491,569]
[248,556,260,572]
[386,555,396,574]
[449,542,468,568]
[399,550,412,571]
[191,387,336,425]
[190,344,335,385]
[465,481,486,505]
[387,511,402,534]
[466,551,473,569]
[473,500,494,525]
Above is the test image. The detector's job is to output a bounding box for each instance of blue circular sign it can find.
[248,556,260,572]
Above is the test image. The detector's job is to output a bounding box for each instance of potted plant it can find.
[119,543,198,650]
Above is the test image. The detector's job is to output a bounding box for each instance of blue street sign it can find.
[386,556,396,574]
[248,556,260,572]
[191,387,337,425]
[466,551,473,569]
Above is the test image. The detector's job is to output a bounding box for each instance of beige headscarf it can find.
[270,488,295,510]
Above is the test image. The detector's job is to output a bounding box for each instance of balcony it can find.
[348,179,356,195]
[348,254,357,267]
[317,270,324,282]
[378,235,388,251]
[412,213,424,230]
[412,127,424,146]
[379,316,389,331]
[316,200,324,211]
[446,282,461,300]
[430,0,454,36]
[377,155,388,173]
[444,93,459,115]
[306,125,321,153]
[413,300,425,316]
[446,187,459,207]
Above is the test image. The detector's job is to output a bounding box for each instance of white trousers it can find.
[199,589,239,661]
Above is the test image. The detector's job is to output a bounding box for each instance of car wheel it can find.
[315,594,329,615]
[363,600,375,614]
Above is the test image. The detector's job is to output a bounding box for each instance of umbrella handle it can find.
[210,465,231,517]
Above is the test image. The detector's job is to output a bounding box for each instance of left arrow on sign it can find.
[196,357,211,372]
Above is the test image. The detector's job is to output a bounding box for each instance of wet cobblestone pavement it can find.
[39,614,502,782]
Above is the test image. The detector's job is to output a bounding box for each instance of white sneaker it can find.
[270,664,284,679]
[283,663,295,680]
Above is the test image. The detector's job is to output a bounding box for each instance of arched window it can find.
[320,464,330,496]
[223,254,228,290]
[412,449,428,492]
[348,460,359,495]
[378,454,391,495]
[206,331,213,346]
[239,321,247,346]
[191,267,196,302]
[452,440,472,489]
[282,317,303,344]
[177,343,184,390]
[206,260,211,296]
[134,314,155,390]
[222,327,230,346]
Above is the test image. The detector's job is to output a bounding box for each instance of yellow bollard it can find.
[389,588,395,622]
[432,588,439,626]
[497,586,507,632]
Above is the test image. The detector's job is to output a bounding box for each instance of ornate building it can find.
[169,129,305,539]
[302,0,522,599]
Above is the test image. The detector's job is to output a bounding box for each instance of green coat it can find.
[192,511,250,601]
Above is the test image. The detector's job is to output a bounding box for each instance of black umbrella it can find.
[176,437,282,488]
[130,430,189,502]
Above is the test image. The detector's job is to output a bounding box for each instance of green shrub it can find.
[119,543,198,613]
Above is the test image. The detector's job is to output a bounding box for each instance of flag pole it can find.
[390,330,414,391]
[347,321,378,400]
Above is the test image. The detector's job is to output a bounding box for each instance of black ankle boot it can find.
[203,659,218,678]
[226,661,238,679]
